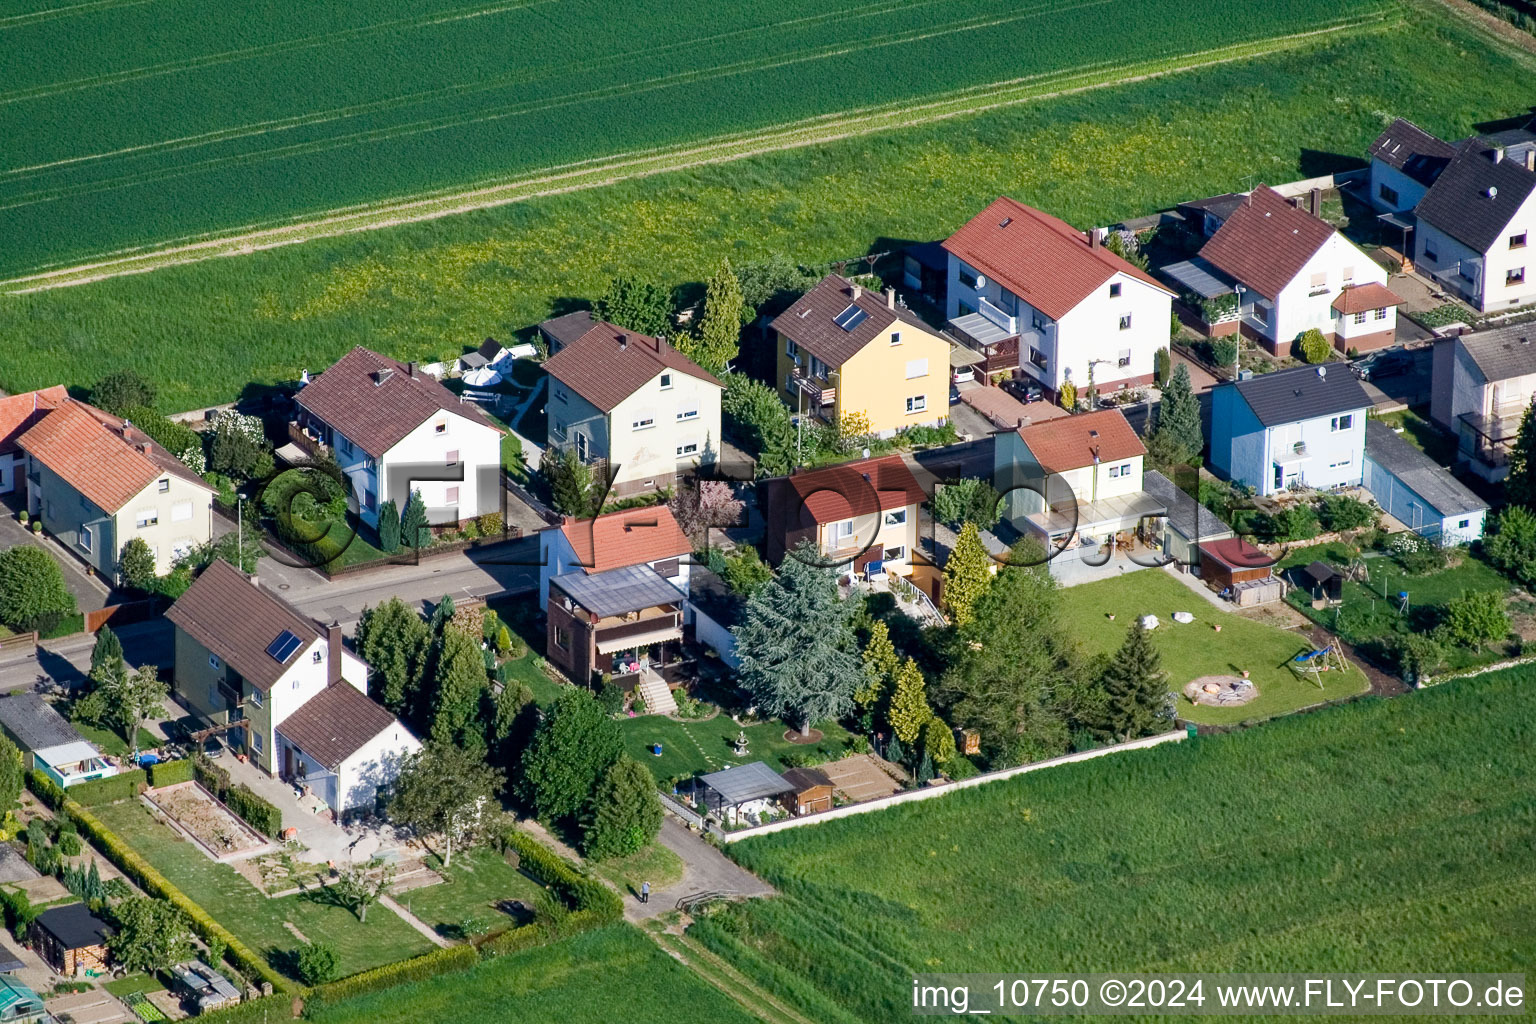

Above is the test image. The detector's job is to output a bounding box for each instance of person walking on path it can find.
[640,881,650,904]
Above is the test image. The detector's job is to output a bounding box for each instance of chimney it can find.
[407,361,418,379]
[1089,228,1100,250]
[851,284,862,299]
[1491,147,1505,164]
[885,287,896,310]
[249,573,259,588]
[618,334,628,351]
[1309,188,1321,216]
[325,621,343,684]
[1525,149,1534,171]
[372,368,393,386]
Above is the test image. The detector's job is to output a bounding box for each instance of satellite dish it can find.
[862,447,871,459]
[975,275,988,289]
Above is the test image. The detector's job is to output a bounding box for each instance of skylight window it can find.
[833,304,869,332]
[265,630,303,663]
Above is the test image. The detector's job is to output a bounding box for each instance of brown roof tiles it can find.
[0,386,66,456]
[1016,408,1145,474]
[784,455,926,524]
[558,505,693,574]
[1331,282,1403,314]
[275,682,406,770]
[164,560,327,693]
[542,321,721,413]
[942,197,1171,321]
[769,275,937,368]
[1198,185,1336,302]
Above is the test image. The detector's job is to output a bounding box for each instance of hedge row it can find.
[191,993,296,1024]
[225,785,282,839]
[68,769,147,807]
[193,755,231,798]
[499,830,623,920]
[305,944,479,1008]
[148,758,194,788]
[26,771,294,994]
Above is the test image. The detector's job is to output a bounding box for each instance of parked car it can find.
[952,366,976,384]
[1000,378,1043,404]
[1352,349,1413,381]
[949,384,962,406]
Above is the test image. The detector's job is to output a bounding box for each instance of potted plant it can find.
[30,521,41,535]
[17,511,26,526]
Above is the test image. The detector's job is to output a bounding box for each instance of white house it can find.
[1363,420,1487,547]
[542,320,723,497]
[293,346,505,529]
[942,196,1174,399]
[1413,136,1536,312]
[1210,364,1371,496]
[1196,186,1403,355]
[165,560,421,814]
[1367,118,1457,216]
[1429,320,1536,481]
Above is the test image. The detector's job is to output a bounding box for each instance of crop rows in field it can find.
[694,666,1536,1023]
[0,0,1390,274]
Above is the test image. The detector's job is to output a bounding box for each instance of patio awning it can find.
[949,344,986,368]
[1028,491,1167,537]
[552,564,684,618]
[34,741,106,768]
[596,624,683,654]
[1459,409,1521,444]
[948,312,1015,347]
[1162,257,1236,299]
[698,761,795,806]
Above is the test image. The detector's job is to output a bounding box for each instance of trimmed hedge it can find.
[192,993,295,1024]
[499,830,623,920]
[193,755,230,798]
[225,785,282,838]
[306,944,479,1008]
[68,769,147,807]
[26,771,294,994]
[148,758,194,788]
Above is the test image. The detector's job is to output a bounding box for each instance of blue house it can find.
[1210,364,1371,496]
[1363,420,1487,546]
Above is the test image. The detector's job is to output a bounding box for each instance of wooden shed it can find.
[31,904,111,977]
[1199,538,1282,606]
[1299,561,1345,603]
[779,767,835,816]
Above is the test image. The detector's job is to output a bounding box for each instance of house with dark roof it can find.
[165,560,418,812]
[293,346,505,531]
[1363,420,1487,546]
[1210,364,1371,496]
[771,275,951,436]
[537,506,695,708]
[0,386,65,498]
[1428,320,1536,481]
[761,455,927,581]
[1186,186,1402,355]
[542,320,722,497]
[994,409,1228,579]
[1367,117,1457,216]
[1413,136,1536,312]
[16,399,215,579]
[942,197,1174,400]
[537,310,595,355]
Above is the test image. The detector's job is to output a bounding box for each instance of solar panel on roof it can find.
[832,303,868,332]
[265,629,303,663]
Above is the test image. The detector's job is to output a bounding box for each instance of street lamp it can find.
[1232,284,1246,379]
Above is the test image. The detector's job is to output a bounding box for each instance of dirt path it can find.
[650,927,819,1024]
[1422,0,1536,56]
[0,17,1387,295]
[379,894,453,948]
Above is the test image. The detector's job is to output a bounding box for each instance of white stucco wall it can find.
[608,371,722,490]
[1053,274,1172,392]
[1260,406,1366,495]
[336,723,422,812]
[1267,233,1387,346]
[111,473,216,576]
[379,409,502,525]
[1417,188,1536,311]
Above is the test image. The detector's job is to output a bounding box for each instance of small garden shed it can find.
[1199,537,1283,606]
[695,762,795,826]
[779,767,835,816]
[31,904,111,976]
[1299,561,1345,603]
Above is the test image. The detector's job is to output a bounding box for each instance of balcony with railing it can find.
[287,420,330,458]
[790,369,836,409]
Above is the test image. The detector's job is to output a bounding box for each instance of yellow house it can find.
[771,275,951,437]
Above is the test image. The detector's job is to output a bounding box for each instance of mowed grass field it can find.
[0,0,1386,276]
[691,667,1536,1024]
[1,4,1532,410]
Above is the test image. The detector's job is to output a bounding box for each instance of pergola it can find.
[694,762,795,824]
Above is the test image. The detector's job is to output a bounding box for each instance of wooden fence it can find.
[0,632,38,653]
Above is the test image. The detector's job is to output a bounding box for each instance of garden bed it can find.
[142,782,270,861]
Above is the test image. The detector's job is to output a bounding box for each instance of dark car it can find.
[949,384,962,406]
[1000,378,1043,404]
[1352,349,1414,381]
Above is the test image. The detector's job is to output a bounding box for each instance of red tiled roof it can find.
[17,400,211,513]
[276,682,408,770]
[559,505,692,574]
[295,346,502,458]
[1198,537,1274,570]
[942,197,1172,320]
[542,321,721,413]
[1016,408,1145,474]
[786,455,926,524]
[0,386,66,455]
[1198,186,1336,302]
[1331,281,1404,314]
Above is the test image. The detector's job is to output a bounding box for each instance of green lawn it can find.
[496,654,567,708]
[304,925,759,1024]
[397,846,545,940]
[91,800,433,980]
[101,973,165,998]
[1373,407,1457,465]
[1058,569,1368,724]
[697,667,1536,1023]
[71,721,157,759]
[589,843,684,899]
[619,713,854,788]
[2,6,1532,410]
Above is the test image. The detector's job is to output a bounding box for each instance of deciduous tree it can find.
[582,754,663,860]
[668,480,744,541]
[108,897,194,973]
[389,744,504,867]
[425,628,489,756]
[732,551,862,734]
[117,538,157,592]
[594,276,673,337]
[324,859,395,923]
[518,688,624,822]
[90,370,156,415]
[0,547,75,633]
[1483,505,1536,586]
[295,941,339,985]
[942,522,992,628]
[930,478,1001,530]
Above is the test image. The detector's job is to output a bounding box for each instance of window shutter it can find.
[905,358,928,379]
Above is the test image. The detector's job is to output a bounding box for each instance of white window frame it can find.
[890,331,902,346]
[136,508,158,528]
[1331,414,1354,432]
[1353,311,1367,325]
[251,731,263,754]
[79,525,92,552]
[1118,314,1132,331]
[209,654,221,670]
[171,500,194,522]
[660,373,674,390]
[434,420,447,435]
[1109,282,1122,298]
[883,508,907,526]
[785,337,799,358]
[249,688,263,708]
[675,441,699,457]
[157,478,170,493]
[676,402,699,421]
[1120,462,1132,475]
[905,395,927,414]
[631,413,656,431]
[883,545,906,562]
[829,520,855,544]
[1373,307,1388,321]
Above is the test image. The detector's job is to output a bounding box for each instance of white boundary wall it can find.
[717,729,1188,843]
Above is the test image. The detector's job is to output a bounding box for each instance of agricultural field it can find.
[0,0,1390,278]
[303,925,761,1024]
[0,4,1531,409]
[693,667,1536,1023]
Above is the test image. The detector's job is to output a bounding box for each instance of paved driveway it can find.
[0,499,110,612]
[626,817,774,921]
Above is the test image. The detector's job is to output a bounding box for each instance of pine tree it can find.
[856,620,899,710]
[1096,620,1173,742]
[1153,363,1203,464]
[888,657,932,745]
[943,522,993,627]
[680,258,743,375]
[884,733,903,766]
[426,629,489,757]
[915,751,934,786]
[89,627,123,678]
[377,499,401,553]
[1507,403,1536,506]
[545,447,596,518]
[731,549,862,734]
[922,716,956,766]
[582,755,663,860]
[355,598,429,715]
[400,490,429,549]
